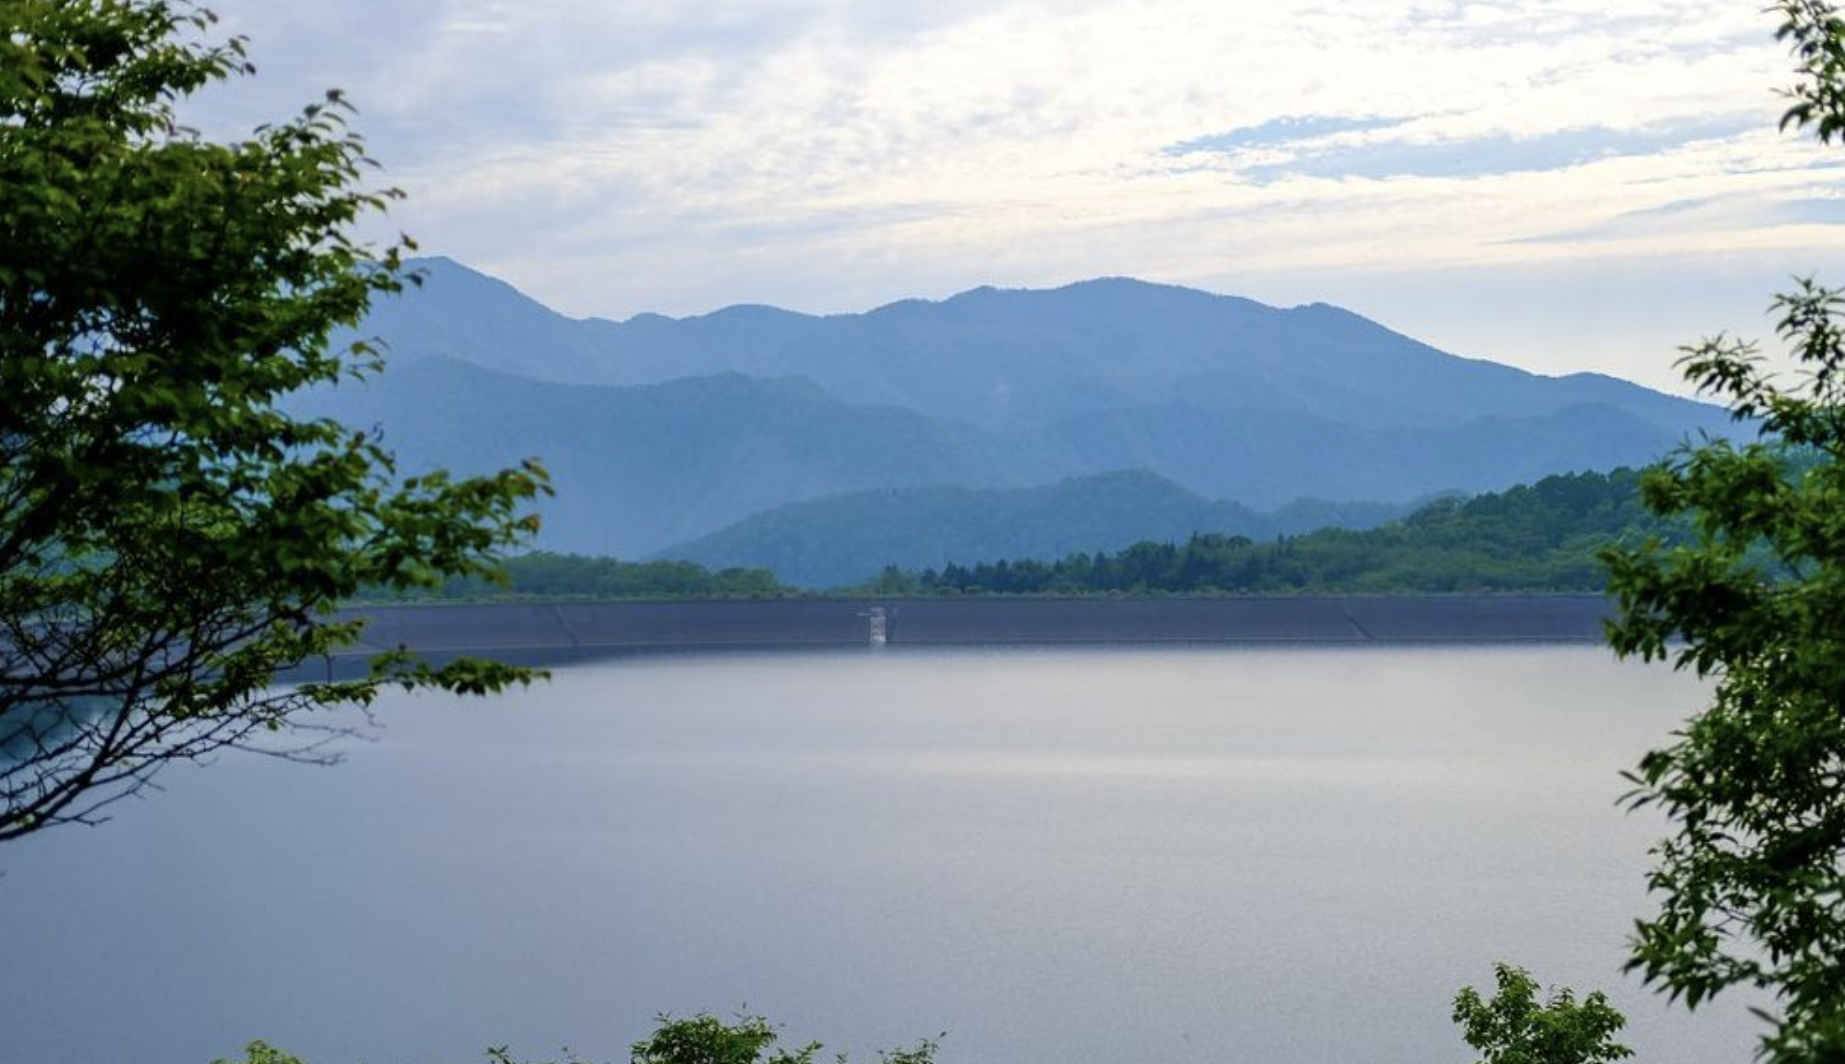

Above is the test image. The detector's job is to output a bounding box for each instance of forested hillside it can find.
[662,470,1412,587]
[366,554,791,601]
[867,468,1666,594]
[388,468,1672,599]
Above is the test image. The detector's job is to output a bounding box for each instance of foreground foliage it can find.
[628,1013,937,1064]
[211,1014,940,1064]
[0,0,547,840]
[1453,964,1632,1064]
[1605,293,1845,1056]
[1599,2,1845,1059]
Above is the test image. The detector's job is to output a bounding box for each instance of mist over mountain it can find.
[290,357,1057,556]
[310,257,1735,560]
[1042,400,1694,507]
[660,470,1414,588]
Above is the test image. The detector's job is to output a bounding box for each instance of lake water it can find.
[1,646,1762,1063]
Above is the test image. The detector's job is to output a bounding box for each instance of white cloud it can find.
[189,0,1845,380]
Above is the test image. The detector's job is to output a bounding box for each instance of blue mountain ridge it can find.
[309,257,1733,562]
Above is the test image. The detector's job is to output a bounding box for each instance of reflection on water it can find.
[0,646,1761,1064]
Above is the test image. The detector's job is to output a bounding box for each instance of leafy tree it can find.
[628,1013,822,1064]
[211,1043,306,1064]
[215,1014,941,1064]
[0,0,548,841]
[1599,3,1845,1059]
[1452,964,1632,1064]
[625,1014,935,1064]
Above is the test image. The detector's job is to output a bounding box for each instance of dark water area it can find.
[2,646,1758,1064]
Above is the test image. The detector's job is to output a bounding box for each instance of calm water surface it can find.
[2,646,1761,1063]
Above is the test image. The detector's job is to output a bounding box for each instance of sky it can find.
[188,0,1845,395]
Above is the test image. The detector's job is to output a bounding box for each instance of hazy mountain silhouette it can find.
[291,357,1058,556]
[309,257,1734,558]
[363,258,1728,436]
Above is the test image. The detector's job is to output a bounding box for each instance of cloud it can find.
[1510,187,1845,244]
[1166,115,1414,155]
[182,0,1845,383]
[1236,114,1761,181]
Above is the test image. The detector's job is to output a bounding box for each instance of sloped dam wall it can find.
[291,596,1615,675]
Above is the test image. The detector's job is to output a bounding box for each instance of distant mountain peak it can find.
[935,274,1253,305]
[1062,467,1190,491]
[1059,275,1207,294]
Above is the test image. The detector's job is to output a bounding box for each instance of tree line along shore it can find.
[369,466,1682,602]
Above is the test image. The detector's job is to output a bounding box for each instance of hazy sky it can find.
[190,1,1845,394]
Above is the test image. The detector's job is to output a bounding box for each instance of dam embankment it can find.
[288,595,1615,675]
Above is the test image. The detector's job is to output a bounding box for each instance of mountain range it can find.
[302,257,1733,584]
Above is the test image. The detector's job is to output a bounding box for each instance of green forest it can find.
[881,467,1668,595]
[370,553,789,601]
